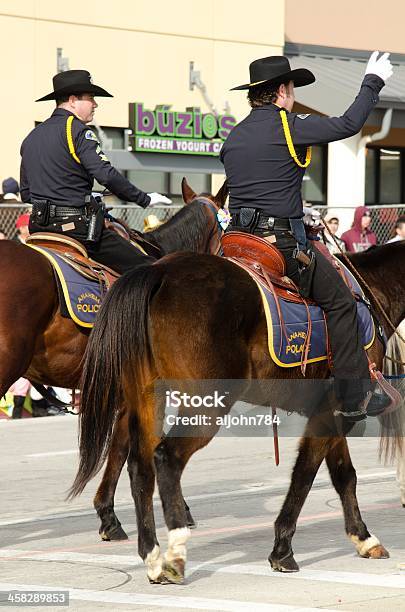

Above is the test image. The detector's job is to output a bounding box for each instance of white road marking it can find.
[19,530,51,540]
[0,582,338,611]
[26,449,78,458]
[0,469,396,527]
[0,550,404,590]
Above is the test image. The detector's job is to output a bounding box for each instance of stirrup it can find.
[334,392,372,422]
[368,362,403,416]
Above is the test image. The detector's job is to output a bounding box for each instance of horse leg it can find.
[326,437,389,559]
[154,426,220,584]
[154,436,196,584]
[126,403,168,584]
[94,409,195,541]
[269,436,332,572]
[94,411,130,541]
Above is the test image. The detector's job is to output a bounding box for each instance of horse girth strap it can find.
[66,115,81,164]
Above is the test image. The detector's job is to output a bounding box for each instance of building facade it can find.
[0,0,284,201]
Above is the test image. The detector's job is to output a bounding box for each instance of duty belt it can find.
[231,210,291,231]
[49,204,86,218]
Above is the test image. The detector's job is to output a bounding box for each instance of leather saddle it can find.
[222,231,314,304]
[25,232,120,288]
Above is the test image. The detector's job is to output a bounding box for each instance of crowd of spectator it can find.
[321,205,405,254]
[0,177,20,202]
[386,215,405,243]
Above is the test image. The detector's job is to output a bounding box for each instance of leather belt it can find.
[231,210,291,231]
[49,205,86,218]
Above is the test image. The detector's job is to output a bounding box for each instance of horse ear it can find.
[213,179,228,209]
[181,177,197,205]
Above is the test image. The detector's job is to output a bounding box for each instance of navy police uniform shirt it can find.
[20,108,151,207]
[220,74,384,218]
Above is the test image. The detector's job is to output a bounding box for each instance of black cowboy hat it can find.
[231,56,315,91]
[36,70,113,102]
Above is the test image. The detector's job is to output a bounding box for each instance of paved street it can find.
[0,415,404,611]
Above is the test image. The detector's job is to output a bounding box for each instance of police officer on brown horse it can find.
[20,70,171,273]
[221,52,393,421]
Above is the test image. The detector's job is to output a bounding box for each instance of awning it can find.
[287,52,405,117]
[106,150,224,174]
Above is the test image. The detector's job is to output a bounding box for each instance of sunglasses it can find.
[363,212,371,217]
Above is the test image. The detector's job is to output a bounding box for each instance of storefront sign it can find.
[129,103,237,156]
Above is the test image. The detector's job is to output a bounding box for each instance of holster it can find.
[86,198,105,242]
[295,247,316,298]
[31,199,50,226]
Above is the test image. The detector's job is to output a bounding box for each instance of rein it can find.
[321,217,405,365]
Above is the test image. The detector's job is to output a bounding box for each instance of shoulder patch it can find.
[85,129,99,142]
[297,114,310,120]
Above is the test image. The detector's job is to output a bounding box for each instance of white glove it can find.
[147,192,172,206]
[302,206,321,226]
[365,51,393,83]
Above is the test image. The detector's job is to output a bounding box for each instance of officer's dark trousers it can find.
[29,219,155,274]
[85,229,155,274]
[273,229,370,381]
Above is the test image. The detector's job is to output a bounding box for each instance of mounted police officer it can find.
[20,70,171,273]
[221,52,393,422]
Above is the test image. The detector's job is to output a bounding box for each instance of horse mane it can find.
[341,241,404,271]
[149,200,210,254]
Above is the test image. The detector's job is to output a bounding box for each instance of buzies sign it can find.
[129,103,237,156]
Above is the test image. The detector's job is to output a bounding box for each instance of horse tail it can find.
[68,263,165,499]
[379,326,405,463]
[379,407,404,464]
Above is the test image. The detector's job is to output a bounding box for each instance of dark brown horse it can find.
[70,185,405,584]
[0,182,226,537]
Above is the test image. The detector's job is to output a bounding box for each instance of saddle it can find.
[25,233,122,328]
[25,232,120,288]
[221,232,376,375]
[222,232,354,304]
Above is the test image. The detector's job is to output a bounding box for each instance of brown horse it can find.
[70,185,405,584]
[0,182,226,537]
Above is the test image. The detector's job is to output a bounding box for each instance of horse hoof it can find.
[148,573,170,584]
[269,553,299,572]
[364,544,390,559]
[100,524,128,541]
[162,559,185,584]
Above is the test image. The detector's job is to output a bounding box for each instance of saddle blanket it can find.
[255,261,375,368]
[28,246,102,328]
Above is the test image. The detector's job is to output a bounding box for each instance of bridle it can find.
[196,196,226,256]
